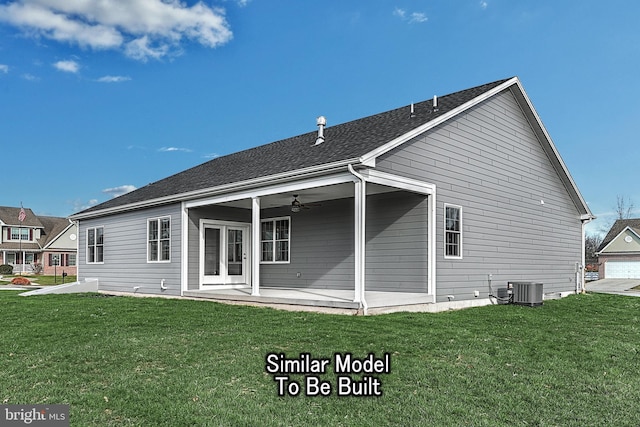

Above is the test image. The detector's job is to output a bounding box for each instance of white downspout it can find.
[181,203,188,296]
[251,197,261,296]
[348,164,368,314]
[579,216,594,294]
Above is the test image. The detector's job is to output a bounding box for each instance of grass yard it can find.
[1,292,639,426]
[0,275,77,285]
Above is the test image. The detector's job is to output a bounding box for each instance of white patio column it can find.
[251,196,261,296]
[353,179,366,303]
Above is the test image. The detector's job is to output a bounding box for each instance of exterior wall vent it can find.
[509,282,543,307]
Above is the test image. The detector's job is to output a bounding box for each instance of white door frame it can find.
[199,219,251,289]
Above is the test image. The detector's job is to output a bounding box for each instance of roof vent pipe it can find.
[410,103,415,118]
[315,116,326,145]
[433,95,439,112]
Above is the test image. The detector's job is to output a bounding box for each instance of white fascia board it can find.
[597,226,640,254]
[69,159,360,220]
[510,80,593,219]
[41,222,75,250]
[359,169,435,195]
[185,172,357,209]
[359,77,519,166]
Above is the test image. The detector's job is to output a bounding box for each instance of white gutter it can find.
[348,164,368,315]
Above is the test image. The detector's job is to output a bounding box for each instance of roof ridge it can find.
[73,77,516,217]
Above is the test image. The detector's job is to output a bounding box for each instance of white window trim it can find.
[260,216,291,264]
[9,227,31,242]
[444,204,462,259]
[147,216,172,263]
[86,226,105,264]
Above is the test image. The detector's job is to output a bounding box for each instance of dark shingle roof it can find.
[0,207,43,227]
[77,78,512,216]
[0,207,71,251]
[38,216,73,247]
[597,219,640,252]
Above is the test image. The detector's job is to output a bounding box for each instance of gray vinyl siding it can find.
[186,205,251,290]
[78,204,182,295]
[260,198,355,290]
[366,191,429,292]
[185,192,428,292]
[377,89,583,301]
[260,193,428,291]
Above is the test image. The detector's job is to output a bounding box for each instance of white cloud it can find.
[393,7,427,24]
[70,198,98,212]
[159,147,192,153]
[125,35,170,62]
[102,185,137,198]
[0,0,233,61]
[203,153,220,159]
[480,1,488,10]
[22,73,39,81]
[97,75,131,83]
[409,12,427,24]
[53,59,79,73]
[393,8,406,19]
[0,64,8,73]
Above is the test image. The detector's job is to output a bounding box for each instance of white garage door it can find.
[605,261,640,279]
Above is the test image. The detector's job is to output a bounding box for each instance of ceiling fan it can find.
[291,195,321,212]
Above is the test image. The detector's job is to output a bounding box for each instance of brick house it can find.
[0,206,78,276]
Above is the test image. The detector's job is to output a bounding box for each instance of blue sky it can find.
[0,1,638,236]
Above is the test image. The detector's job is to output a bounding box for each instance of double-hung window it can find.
[10,228,30,241]
[444,204,462,258]
[87,227,104,263]
[148,217,171,262]
[261,217,290,263]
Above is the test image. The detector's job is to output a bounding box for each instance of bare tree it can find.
[584,233,603,261]
[615,195,635,220]
[599,195,636,235]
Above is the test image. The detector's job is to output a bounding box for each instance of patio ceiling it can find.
[215,182,399,210]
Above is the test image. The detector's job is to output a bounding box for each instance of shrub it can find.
[0,264,13,274]
[11,277,31,286]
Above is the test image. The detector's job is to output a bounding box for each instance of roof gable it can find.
[597,219,640,253]
[71,77,592,221]
[38,216,74,248]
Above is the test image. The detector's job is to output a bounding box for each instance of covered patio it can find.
[180,168,437,313]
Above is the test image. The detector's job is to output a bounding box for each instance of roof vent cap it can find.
[315,116,326,145]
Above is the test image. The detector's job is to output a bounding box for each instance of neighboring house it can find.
[595,219,640,279]
[69,77,593,313]
[0,207,78,276]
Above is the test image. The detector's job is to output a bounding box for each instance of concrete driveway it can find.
[586,279,640,296]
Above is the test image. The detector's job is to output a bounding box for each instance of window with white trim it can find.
[148,217,171,262]
[9,227,30,241]
[87,226,104,263]
[261,217,290,263]
[444,204,462,258]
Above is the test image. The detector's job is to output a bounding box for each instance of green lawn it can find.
[0,275,77,285]
[1,292,639,426]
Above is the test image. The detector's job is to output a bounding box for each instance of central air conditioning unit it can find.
[508,282,543,307]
